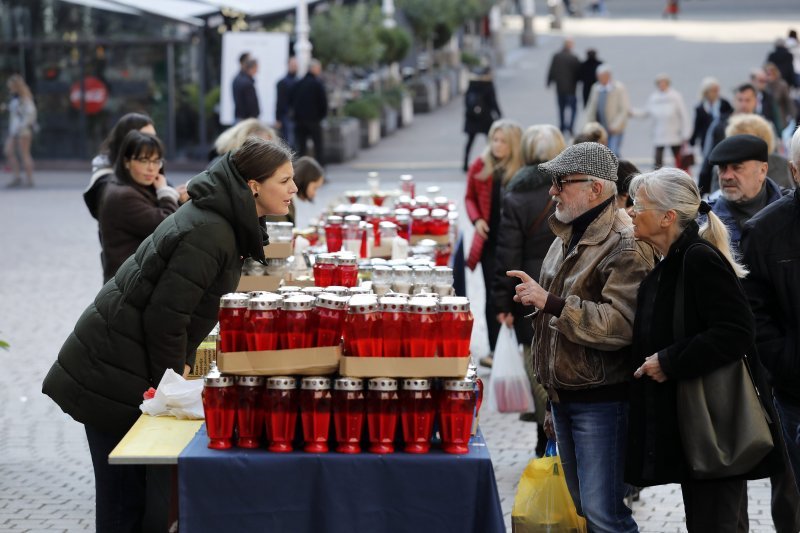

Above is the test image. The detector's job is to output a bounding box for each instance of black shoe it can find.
[519,412,537,422]
[478,355,493,368]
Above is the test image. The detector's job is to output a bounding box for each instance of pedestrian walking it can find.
[578,48,602,108]
[42,137,297,533]
[626,167,777,532]
[546,37,581,137]
[509,142,656,533]
[633,73,690,169]
[689,77,733,158]
[3,74,37,188]
[463,67,502,172]
[233,56,260,121]
[275,57,298,148]
[584,65,631,156]
[290,59,328,166]
[465,119,523,367]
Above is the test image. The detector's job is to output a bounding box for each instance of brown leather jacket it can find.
[532,202,656,394]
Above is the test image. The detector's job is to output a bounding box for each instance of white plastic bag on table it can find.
[140,368,205,419]
[486,325,535,413]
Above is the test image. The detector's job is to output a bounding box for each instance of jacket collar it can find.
[665,220,700,259]
[549,197,618,247]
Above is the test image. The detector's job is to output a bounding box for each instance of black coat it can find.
[275,73,297,123]
[689,97,732,150]
[742,188,800,404]
[290,73,328,124]
[491,165,554,345]
[578,57,602,107]
[43,154,268,435]
[463,79,501,135]
[626,223,777,486]
[233,71,260,120]
[767,46,797,87]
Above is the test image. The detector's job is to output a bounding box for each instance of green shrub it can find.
[343,94,382,121]
[311,4,384,68]
[382,85,408,109]
[376,26,412,65]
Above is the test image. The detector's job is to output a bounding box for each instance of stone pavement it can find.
[1,1,796,530]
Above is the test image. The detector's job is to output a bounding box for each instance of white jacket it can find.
[640,88,690,147]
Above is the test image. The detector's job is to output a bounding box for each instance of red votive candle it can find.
[400,378,434,454]
[437,296,474,357]
[344,294,382,357]
[246,294,282,351]
[333,377,365,454]
[202,367,237,450]
[265,376,298,453]
[367,378,399,454]
[379,296,407,357]
[314,293,348,347]
[235,376,265,449]
[438,378,479,455]
[300,377,332,453]
[406,297,439,357]
[283,295,316,349]
[218,293,249,352]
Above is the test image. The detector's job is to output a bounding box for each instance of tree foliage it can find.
[376,26,412,65]
[398,0,491,47]
[311,4,384,68]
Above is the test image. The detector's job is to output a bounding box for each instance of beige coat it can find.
[584,80,631,135]
[532,202,656,393]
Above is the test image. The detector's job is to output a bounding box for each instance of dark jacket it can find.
[491,165,554,345]
[275,72,297,123]
[547,49,581,95]
[578,57,602,106]
[742,188,800,405]
[463,79,501,135]
[626,223,777,486]
[98,178,179,283]
[233,71,260,120]
[767,45,797,87]
[290,73,328,124]
[689,97,732,150]
[42,154,268,435]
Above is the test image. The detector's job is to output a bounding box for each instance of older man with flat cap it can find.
[707,134,787,256]
[508,142,656,533]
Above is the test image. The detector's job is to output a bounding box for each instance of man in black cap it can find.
[708,133,786,256]
[508,142,655,533]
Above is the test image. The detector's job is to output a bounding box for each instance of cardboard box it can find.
[263,242,292,259]
[188,342,216,379]
[339,356,470,378]
[409,234,449,245]
[218,346,341,376]
[237,275,282,292]
[369,242,393,258]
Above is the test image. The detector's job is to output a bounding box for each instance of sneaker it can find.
[478,355,493,368]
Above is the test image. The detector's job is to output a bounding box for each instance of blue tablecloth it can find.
[178,425,505,533]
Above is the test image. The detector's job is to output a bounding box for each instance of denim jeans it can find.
[607,133,624,157]
[774,393,800,493]
[557,93,578,135]
[551,400,638,533]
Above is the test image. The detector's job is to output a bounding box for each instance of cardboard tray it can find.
[339,356,470,378]
[409,234,449,245]
[218,346,341,376]
[263,242,292,259]
[236,275,282,292]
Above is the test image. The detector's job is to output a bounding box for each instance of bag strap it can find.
[527,198,554,237]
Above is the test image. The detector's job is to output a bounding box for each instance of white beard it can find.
[554,195,591,224]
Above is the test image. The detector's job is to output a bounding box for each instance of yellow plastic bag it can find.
[512,443,587,533]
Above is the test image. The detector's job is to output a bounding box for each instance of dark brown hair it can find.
[101,112,155,166]
[293,156,324,200]
[114,130,164,186]
[231,137,294,184]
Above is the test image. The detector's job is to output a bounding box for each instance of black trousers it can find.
[654,145,682,169]
[85,424,146,533]
[463,132,486,172]
[480,243,500,353]
[295,121,324,166]
[681,478,746,532]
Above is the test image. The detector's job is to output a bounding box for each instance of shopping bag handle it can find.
[545,439,558,457]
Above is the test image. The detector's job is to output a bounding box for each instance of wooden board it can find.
[109,415,204,465]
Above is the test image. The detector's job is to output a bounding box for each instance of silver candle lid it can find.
[236,375,265,387]
[204,362,234,387]
[301,376,332,390]
[283,294,316,311]
[266,376,297,390]
[438,296,470,313]
[248,294,282,310]
[219,293,249,308]
[334,377,364,391]
[368,377,398,391]
[316,293,349,311]
[347,294,379,314]
[443,378,474,391]
[402,378,431,391]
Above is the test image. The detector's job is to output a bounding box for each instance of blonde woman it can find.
[210,118,276,163]
[465,118,523,363]
[626,167,775,531]
[4,74,37,188]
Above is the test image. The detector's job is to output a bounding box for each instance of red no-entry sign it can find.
[70,76,108,114]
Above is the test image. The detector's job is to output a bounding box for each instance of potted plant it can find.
[343,94,382,148]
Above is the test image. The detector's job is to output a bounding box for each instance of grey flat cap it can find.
[539,142,619,182]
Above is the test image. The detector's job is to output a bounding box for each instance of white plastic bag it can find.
[486,325,535,413]
[140,369,205,419]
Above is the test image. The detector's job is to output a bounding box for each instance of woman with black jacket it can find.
[492,124,564,454]
[43,138,297,532]
[627,167,778,532]
[463,67,502,172]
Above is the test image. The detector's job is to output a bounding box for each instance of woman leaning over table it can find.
[625,167,776,532]
[465,118,523,365]
[42,137,297,533]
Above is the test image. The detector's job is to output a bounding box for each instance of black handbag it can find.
[673,243,773,479]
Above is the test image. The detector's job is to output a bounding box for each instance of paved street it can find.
[1,1,797,531]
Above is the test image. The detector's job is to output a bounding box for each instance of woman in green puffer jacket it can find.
[42,137,297,533]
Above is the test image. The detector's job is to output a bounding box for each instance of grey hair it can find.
[629,167,747,278]
[699,76,720,99]
[596,178,617,200]
[791,125,800,167]
[596,64,612,76]
[521,124,565,165]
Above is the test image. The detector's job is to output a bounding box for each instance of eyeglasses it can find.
[132,158,164,168]
[631,201,662,213]
[551,176,594,192]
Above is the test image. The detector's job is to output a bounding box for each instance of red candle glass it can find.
[314,253,337,287]
[218,293,250,353]
[438,379,481,454]
[300,377,332,453]
[400,379,435,454]
[336,254,359,288]
[400,174,415,198]
[314,294,348,347]
[438,296,474,357]
[235,376,265,449]
[429,208,449,236]
[344,295,382,357]
[202,368,237,450]
[411,208,430,236]
[367,378,399,454]
[265,376,298,453]
[379,296,407,357]
[245,294,282,351]
[394,209,411,241]
[324,215,344,253]
[406,297,439,357]
[332,377,365,454]
[360,222,372,259]
[283,295,316,349]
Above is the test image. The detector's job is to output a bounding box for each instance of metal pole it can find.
[166,42,177,158]
[382,0,396,28]
[521,0,536,47]
[295,0,312,77]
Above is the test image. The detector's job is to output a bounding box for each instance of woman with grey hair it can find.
[689,77,732,155]
[491,124,564,454]
[625,167,776,531]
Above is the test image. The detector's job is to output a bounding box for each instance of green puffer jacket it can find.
[43,153,267,435]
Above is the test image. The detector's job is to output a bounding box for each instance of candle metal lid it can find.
[402,378,431,391]
[368,377,398,391]
[334,377,364,391]
[301,376,332,390]
[267,376,297,390]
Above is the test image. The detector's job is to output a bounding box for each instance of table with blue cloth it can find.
[178,424,505,533]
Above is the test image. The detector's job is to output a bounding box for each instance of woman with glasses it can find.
[98,130,179,282]
[625,167,776,531]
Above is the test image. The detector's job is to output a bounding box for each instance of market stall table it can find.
[178,424,505,533]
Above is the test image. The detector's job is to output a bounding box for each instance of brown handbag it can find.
[673,243,773,479]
